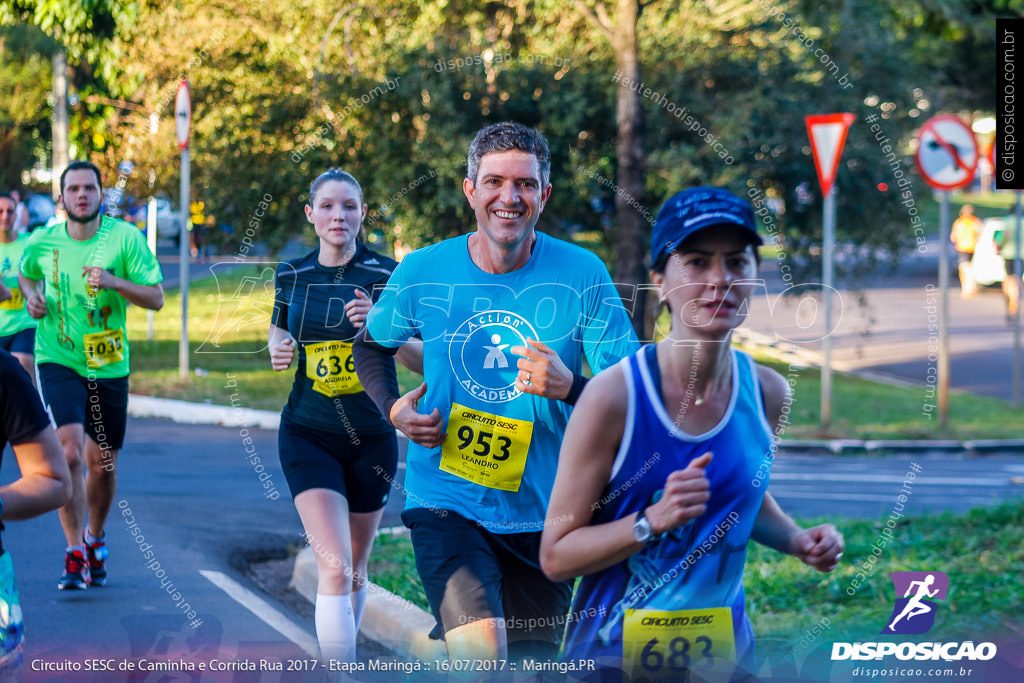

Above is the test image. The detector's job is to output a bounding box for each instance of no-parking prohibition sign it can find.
[915,115,978,190]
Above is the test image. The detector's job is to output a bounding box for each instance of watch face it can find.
[633,517,652,542]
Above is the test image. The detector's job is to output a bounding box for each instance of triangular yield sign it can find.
[806,113,855,196]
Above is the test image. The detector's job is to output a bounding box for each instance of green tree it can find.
[5,0,1002,288]
[0,23,57,189]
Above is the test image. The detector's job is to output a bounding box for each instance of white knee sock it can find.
[350,584,369,631]
[315,593,357,664]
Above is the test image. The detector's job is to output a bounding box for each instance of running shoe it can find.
[57,548,90,590]
[84,534,108,587]
[0,553,24,675]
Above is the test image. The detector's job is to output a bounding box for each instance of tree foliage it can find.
[0,22,57,187]
[2,0,1017,282]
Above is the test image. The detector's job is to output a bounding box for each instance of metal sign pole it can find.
[915,115,978,430]
[147,197,157,340]
[822,188,835,430]
[805,113,854,431]
[1015,191,1022,406]
[179,147,190,378]
[938,191,950,429]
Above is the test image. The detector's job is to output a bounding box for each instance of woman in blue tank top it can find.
[541,187,845,682]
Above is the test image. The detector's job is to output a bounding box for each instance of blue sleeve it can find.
[579,269,640,374]
[365,257,419,349]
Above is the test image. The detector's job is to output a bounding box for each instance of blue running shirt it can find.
[563,344,774,676]
[365,232,639,531]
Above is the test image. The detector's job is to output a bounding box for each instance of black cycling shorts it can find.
[277,416,397,512]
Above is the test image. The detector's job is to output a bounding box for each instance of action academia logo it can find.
[449,310,539,404]
[882,571,949,635]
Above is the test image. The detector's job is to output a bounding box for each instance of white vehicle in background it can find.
[125,195,182,242]
[25,193,56,231]
[972,217,1009,287]
[153,196,183,241]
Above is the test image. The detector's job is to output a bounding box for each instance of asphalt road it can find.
[741,238,1024,402]
[2,416,1021,681]
[769,451,1024,519]
[0,418,406,682]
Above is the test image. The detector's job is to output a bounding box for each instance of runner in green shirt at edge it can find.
[0,193,37,379]
[19,161,165,591]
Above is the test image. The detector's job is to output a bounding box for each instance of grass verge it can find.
[367,502,1024,646]
[125,266,419,410]
[366,532,429,610]
[743,347,1022,440]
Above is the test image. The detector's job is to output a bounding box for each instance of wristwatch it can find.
[633,506,653,543]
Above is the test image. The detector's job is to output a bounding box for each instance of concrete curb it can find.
[128,394,281,430]
[128,393,1024,453]
[774,439,987,454]
[290,546,446,661]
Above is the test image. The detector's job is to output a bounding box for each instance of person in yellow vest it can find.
[995,220,1021,321]
[950,204,983,298]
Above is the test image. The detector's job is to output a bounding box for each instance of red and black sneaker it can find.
[57,548,91,590]
[84,534,109,587]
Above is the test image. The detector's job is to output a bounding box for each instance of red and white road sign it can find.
[806,113,855,196]
[175,80,191,151]
[915,115,978,191]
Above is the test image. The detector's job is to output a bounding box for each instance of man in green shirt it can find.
[19,161,165,590]
[0,193,36,378]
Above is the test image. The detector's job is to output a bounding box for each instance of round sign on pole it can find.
[175,80,191,151]
[915,115,978,191]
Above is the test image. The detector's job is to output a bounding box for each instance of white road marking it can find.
[199,570,319,657]
[770,473,1010,486]
[770,491,1006,505]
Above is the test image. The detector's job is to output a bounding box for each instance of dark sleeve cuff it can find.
[353,327,401,425]
[563,373,589,406]
[382,397,398,425]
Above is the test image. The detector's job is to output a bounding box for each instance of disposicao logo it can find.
[831,571,997,662]
[882,571,949,635]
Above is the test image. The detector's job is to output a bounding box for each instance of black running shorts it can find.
[0,328,34,355]
[37,362,128,451]
[401,506,573,661]
[277,416,398,512]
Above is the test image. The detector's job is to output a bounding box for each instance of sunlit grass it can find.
[125,266,417,409]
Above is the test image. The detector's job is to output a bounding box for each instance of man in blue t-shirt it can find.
[354,122,639,663]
